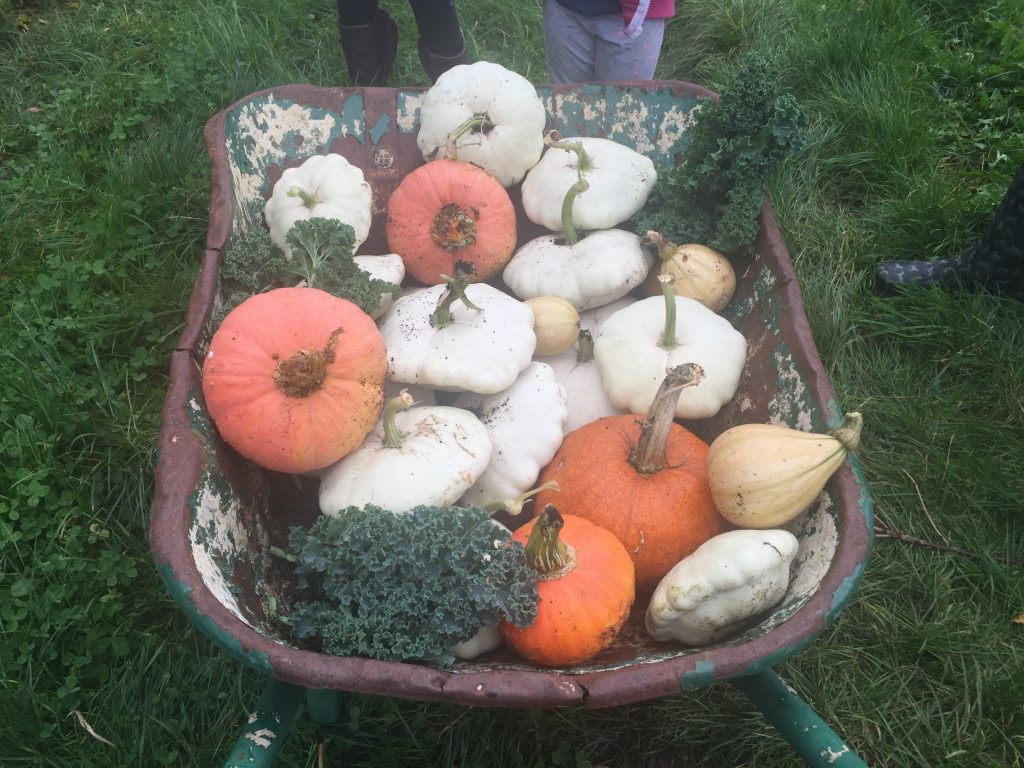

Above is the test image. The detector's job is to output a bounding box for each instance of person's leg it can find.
[875,162,1024,299]
[592,15,665,81]
[409,0,469,81]
[337,0,398,86]
[544,0,598,84]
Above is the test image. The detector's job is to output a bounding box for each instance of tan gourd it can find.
[706,412,863,528]
[525,296,581,356]
[641,231,736,313]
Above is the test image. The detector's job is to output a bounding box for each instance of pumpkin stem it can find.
[546,135,595,174]
[382,389,415,448]
[559,178,590,246]
[287,185,319,209]
[273,327,343,397]
[643,230,679,265]
[830,412,863,453]
[524,504,577,580]
[484,480,561,517]
[657,273,678,349]
[576,329,595,363]
[432,262,484,328]
[431,202,479,252]
[445,114,493,157]
[628,363,704,474]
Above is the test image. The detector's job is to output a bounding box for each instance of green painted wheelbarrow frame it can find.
[150,80,873,767]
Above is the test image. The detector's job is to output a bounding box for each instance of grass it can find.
[1,0,1022,765]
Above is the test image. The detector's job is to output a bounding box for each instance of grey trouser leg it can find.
[544,0,666,84]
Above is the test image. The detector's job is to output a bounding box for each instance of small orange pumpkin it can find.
[201,287,387,474]
[386,158,517,285]
[535,363,726,596]
[500,505,634,667]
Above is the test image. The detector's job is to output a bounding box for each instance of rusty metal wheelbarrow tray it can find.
[150,81,873,767]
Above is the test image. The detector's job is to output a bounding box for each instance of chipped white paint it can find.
[822,744,851,763]
[397,91,426,132]
[782,494,838,601]
[226,97,341,233]
[657,104,699,155]
[190,481,255,624]
[245,728,277,749]
[767,347,814,431]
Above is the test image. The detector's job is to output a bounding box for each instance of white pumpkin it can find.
[353,253,405,319]
[263,153,373,256]
[545,297,633,433]
[520,136,656,231]
[454,362,569,508]
[645,529,799,645]
[594,278,747,419]
[318,392,492,515]
[503,229,654,311]
[416,62,547,187]
[378,271,536,394]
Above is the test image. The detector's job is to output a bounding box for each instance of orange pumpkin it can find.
[386,158,517,285]
[535,364,726,596]
[201,287,387,474]
[500,505,634,667]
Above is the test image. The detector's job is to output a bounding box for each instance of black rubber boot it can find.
[874,163,1024,300]
[338,8,398,86]
[417,36,469,83]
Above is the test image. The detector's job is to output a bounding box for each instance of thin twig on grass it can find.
[873,524,1022,567]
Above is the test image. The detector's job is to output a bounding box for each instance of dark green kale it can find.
[215,217,400,323]
[633,52,807,255]
[280,504,538,668]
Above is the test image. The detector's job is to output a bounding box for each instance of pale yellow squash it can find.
[706,412,863,528]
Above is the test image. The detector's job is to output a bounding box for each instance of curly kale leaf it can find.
[282,505,538,667]
[633,52,807,254]
[215,218,400,322]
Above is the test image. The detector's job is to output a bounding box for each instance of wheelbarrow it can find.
[150,80,874,767]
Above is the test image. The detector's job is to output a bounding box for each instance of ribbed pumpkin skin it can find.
[201,287,387,474]
[500,514,634,667]
[535,416,725,596]
[386,158,517,285]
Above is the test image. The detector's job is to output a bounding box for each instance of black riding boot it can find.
[874,163,1024,300]
[338,8,398,86]
[417,35,469,82]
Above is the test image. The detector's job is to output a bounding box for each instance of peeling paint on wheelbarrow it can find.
[150,81,873,711]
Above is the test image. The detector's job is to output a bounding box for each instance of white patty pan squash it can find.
[546,297,632,434]
[594,279,747,419]
[520,136,656,232]
[353,253,405,319]
[503,228,654,311]
[377,270,536,394]
[263,153,373,256]
[454,361,569,508]
[416,62,547,188]
[645,529,799,645]
[318,392,492,515]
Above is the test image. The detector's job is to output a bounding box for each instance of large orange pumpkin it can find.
[386,158,517,285]
[534,364,726,595]
[201,287,387,474]
[500,506,634,667]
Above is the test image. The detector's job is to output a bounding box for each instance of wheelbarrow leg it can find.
[222,678,305,768]
[305,688,342,725]
[732,669,868,767]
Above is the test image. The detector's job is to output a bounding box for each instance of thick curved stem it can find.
[432,263,484,328]
[524,505,577,580]
[628,363,704,474]
[830,412,863,453]
[657,273,678,350]
[484,480,561,517]
[287,185,319,209]
[382,390,415,448]
[560,179,590,246]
